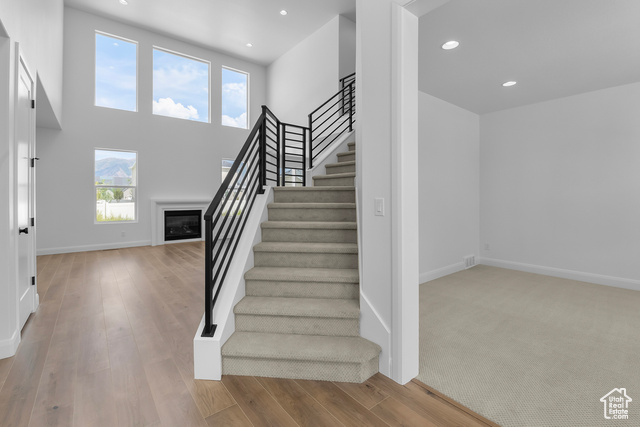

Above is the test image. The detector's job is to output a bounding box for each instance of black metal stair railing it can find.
[308,72,356,168]
[202,75,355,337]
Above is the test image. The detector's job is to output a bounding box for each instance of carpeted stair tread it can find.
[254,241,358,254]
[261,221,357,230]
[348,141,355,150]
[274,186,355,193]
[326,161,355,169]
[268,202,355,209]
[234,296,359,318]
[245,266,359,283]
[222,332,381,363]
[337,151,355,158]
[313,172,356,180]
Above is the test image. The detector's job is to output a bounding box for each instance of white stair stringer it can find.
[222,142,383,383]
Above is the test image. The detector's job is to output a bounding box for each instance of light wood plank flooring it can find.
[0,242,495,426]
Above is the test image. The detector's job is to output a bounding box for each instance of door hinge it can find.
[31,217,35,227]
[31,99,35,109]
[31,276,36,286]
[31,157,39,167]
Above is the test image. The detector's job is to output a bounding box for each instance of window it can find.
[221,158,234,183]
[153,48,209,122]
[95,149,137,222]
[222,67,249,129]
[284,168,304,187]
[95,32,137,111]
[220,159,247,216]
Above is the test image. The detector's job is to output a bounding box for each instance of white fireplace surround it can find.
[151,198,211,246]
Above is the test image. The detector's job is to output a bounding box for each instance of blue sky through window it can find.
[222,67,248,129]
[95,33,137,111]
[153,49,209,123]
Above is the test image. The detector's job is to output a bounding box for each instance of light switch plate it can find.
[375,198,385,216]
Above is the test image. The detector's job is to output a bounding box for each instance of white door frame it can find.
[14,43,38,330]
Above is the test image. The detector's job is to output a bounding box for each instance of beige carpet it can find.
[417,265,640,426]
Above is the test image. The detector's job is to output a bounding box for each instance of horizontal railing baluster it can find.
[203,75,355,338]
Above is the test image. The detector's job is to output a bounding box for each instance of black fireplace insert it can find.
[164,210,202,241]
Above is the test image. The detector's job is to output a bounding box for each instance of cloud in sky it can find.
[222,112,247,129]
[222,68,248,128]
[153,49,209,122]
[153,97,199,121]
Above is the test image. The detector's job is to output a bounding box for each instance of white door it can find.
[16,53,36,330]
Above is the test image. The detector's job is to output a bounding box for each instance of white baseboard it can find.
[479,257,640,292]
[37,240,152,255]
[359,291,391,377]
[0,329,20,359]
[420,262,465,284]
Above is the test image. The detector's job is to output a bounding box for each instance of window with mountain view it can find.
[222,67,249,129]
[95,149,137,222]
[153,48,210,122]
[95,32,137,111]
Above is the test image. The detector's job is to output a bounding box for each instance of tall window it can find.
[95,32,137,111]
[95,149,137,222]
[222,67,249,129]
[221,159,234,183]
[153,48,210,122]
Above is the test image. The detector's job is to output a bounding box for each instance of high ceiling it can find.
[417,0,640,114]
[64,0,356,66]
[65,0,640,114]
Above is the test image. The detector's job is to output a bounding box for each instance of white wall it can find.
[419,91,479,282]
[0,0,64,123]
[0,0,63,357]
[36,8,267,254]
[267,16,344,125]
[339,16,357,80]
[480,82,640,289]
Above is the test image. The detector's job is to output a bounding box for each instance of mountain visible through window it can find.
[95,149,137,222]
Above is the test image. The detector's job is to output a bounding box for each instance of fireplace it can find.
[164,210,202,241]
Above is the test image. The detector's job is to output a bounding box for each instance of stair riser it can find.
[254,251,358,269]
[273,189,355,203]
[268,207,356,222]
[326,164,355,175]
[338,152,355,162]
[246,280,359,299]
[262,228,357,243]
[222,356,379,383]
[314,176,355,187]
[235,314,359,337]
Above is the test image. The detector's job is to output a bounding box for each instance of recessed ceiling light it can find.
[246,43,253,48]
[119,0,128,5]
[280,10,288,16]
[441,40,459,50]
[502,81,517,87]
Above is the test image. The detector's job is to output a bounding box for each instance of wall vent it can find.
[463,255,476,269]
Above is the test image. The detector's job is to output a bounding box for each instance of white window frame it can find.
[94,148,138,224]
[94,30,139,112]
[152,46,211,123]
[221,65,250,129]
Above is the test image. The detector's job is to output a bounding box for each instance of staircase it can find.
[221,141,381,383]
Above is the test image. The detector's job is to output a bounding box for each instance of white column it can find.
[356,0,419,384]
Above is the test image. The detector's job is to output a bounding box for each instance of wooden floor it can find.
[0,242,496,427]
